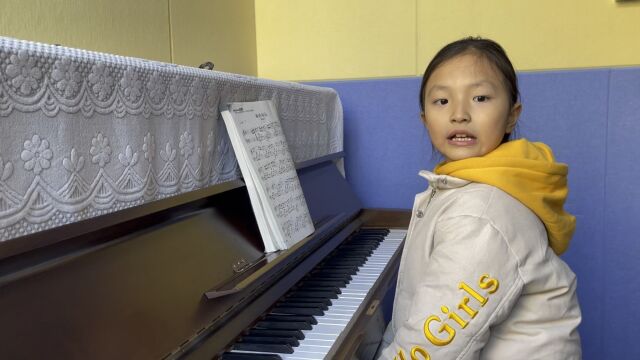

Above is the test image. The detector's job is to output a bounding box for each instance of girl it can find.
[377,38,582,359]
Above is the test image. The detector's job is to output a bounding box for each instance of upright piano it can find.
[0,153,408,359]
[0,36,409,359]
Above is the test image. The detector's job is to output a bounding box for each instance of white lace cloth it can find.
[0,37,343,242]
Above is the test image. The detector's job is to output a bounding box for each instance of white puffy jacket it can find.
[377,171,582,360]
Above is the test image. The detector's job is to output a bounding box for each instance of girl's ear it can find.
[420,112,427,126]
[506,102,522,133]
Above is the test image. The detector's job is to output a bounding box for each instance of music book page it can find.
[221,100,315,253]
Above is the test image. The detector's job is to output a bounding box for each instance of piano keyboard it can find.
[221,228,406,360]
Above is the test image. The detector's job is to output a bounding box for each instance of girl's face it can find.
[422,52,521,162]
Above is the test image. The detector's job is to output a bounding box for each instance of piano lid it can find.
[0,36,343,243]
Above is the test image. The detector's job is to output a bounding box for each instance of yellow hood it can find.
[434,139,575,255]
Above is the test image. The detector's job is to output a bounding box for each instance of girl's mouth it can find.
[447,133,477,145]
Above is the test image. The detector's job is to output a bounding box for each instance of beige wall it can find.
[256,0,640,80]
[417,0,640,73]
[0,0,257,76]
[170,0,256,75]
[254,0,416,81]
[0,0,171,62]
[2,1,640,81]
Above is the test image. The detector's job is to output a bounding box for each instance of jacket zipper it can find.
[426,187,436,207]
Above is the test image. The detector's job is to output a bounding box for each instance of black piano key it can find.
[255,320,312,330]
[329,252,369,258]
[329,255,368,261]
[344,241,379,246]
[305,273,351,280]
[280,297,332,306]
[326,259,367,266]
[360,228,389,234]
[316,269,357,277]
[272,306,324,316]
[311,269,353,278]
[277,301,328,310]
[309,273,352,281]
[317,264,358,271]
[264,314,317,325]
[351,235,384,240]
[299,279,348,287]
[355,231,386,238]
[329,254,368,259]
[323,259,364,266]
[239,335,300,347]
[323,261,365,268]
[247,329,305,340]
[348,240,381,246]
[335,248,373,255]
[221,353,282,360]
[344,246,376,253]
[232,342,294,354]
[286,290,338,299]
[348,243,379,248]
[295,285,342,294]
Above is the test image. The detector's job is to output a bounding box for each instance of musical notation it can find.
[222,100,314,252]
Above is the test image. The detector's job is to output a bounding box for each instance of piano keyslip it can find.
[223,228,406,360]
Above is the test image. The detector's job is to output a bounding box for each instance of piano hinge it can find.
[366,299,380,316]
[232,257,250,273]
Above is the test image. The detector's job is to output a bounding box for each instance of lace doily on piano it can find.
[0,37,343,242]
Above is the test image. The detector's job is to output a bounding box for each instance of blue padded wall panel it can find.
[311,78,433,210]
[309,68,640,359]
[518,70,610,360]
[604,68,640,360]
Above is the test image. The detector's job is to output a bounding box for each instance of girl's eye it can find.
[434,99,448,105]
[474,95,489,102]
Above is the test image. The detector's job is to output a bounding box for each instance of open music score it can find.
[221,100,315,253]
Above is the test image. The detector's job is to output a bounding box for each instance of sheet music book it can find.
[221,100,315,253]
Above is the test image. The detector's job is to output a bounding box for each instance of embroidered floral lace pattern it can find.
[0,37,343,242]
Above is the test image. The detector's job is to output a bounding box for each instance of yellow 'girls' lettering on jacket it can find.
[391,274,499,358]
[393,345,431,360]
[377,171,582,359]
[423,274,499,347]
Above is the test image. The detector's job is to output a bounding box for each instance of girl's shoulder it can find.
[441,183,546,240]
[437,183,550,266]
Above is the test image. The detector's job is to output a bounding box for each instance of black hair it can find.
[419,37,520,143]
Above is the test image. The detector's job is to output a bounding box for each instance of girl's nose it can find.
[450,102,470,123]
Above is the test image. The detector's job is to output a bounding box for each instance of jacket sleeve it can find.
[378,215,525,360]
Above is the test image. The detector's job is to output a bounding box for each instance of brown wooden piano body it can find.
[0,155,409,359]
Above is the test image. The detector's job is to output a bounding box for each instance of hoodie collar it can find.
[419,170,470,190]
[431,138,575,255]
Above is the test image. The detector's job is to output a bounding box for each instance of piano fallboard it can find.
[0,157,410,359]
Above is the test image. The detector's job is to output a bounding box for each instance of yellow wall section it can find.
[1,1,639,80]
[254,0,416,81]
[418,0,640,73]
[170,0,257,76]
[256,0,640,80]
[0,0,171,62]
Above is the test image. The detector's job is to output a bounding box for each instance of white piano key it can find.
[295,338,334,347]
[321,313,352,321]
[316,317,349,326]
[302,332,338,341]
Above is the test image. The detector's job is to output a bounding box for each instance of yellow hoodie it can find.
[434,138,575,255]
